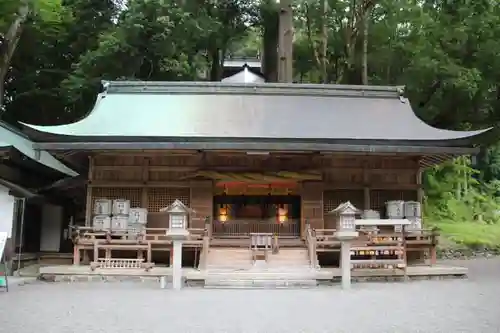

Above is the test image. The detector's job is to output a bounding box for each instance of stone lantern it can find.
[163,199,191,290]
[328,201,360,289]
[165,199,190,232]
[330,201,359,233]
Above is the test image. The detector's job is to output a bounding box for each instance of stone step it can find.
[204,278,318,289]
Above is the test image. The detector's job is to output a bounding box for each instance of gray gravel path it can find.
[1,258,500,333]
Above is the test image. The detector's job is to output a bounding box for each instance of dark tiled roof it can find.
[21,81,490,147]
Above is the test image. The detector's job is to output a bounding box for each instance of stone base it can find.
[204,278,318,289]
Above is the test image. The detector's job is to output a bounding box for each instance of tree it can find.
[0,0,30,109]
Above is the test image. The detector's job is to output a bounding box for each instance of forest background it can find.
[2,0,500,254]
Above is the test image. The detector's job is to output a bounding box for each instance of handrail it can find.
[199,217,211,270]
[305,222,318,269]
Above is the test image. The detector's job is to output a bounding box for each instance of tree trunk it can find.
[0,2,30,109]
[261,0,279,82]
[361,8,369,85]
[320,0,328,83]
[278,0,293,83]
[209,47,222,81]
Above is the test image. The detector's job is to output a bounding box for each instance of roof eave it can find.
[32,140,480,155]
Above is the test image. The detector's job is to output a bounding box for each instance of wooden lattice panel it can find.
[370,190,418,215]
[91,187,142,211]
[323,190,364,213]
[147,188,190,212]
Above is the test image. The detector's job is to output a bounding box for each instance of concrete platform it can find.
[38,263,468,284]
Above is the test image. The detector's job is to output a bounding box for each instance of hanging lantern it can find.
[219,205,228,222]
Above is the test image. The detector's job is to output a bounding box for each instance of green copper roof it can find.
[0,122,78,177]
[22,81,491,144]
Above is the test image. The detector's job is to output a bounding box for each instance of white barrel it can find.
[93,199,111,215]
[406,217,422,231]
[404,201,421,218]
[362,210,380,219]
[127,223,145,239]
[111,215,129,231]
[93,215,111,230]
[112,199,130,215]
[386,200,404,218]
[129,208,148,224]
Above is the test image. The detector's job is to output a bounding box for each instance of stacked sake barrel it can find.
[403,201,422,231]
[111,199,131,233]
[385,200,422,232]
[128,208,148,236]
[93,199,112,231]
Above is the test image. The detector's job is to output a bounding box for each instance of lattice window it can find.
[323,190,364,213]
[147,188,190,212]
[91,187,142,211]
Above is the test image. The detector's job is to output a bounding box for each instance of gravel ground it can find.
[1,258,500,333]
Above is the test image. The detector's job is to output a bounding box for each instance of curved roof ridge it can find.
[102,80,405,99]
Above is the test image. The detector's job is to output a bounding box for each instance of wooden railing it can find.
[212,219,300,237]
[313,227,440,266]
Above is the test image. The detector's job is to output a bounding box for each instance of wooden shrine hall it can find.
[19,80,490,280]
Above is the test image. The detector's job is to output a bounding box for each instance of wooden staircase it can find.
[206,247,253,270]
[203,245,318,288]
[266,248,311,269]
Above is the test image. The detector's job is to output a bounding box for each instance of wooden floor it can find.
[38,263,468,281]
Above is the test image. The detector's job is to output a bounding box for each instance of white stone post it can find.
[172,240,183,290]
[340,240,352,290]
[163,199,190,290]
[335,231,358,290]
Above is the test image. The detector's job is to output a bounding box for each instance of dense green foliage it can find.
[2,0,500,249]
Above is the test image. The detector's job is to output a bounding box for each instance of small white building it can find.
[0,122,79,274]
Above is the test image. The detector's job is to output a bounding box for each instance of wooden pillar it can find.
[85,155,94,227]
[189,180,214,230]
[169,248,174,267]
[300,181,324,237]
[141,157,149,209]
[147,242,152,263]
[363,187,370,210]
[416,168,424,206]
[363,163,370,210]
[73,245,80,265]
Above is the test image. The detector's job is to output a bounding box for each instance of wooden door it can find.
[300,181,324,237]
[190,181,214,229]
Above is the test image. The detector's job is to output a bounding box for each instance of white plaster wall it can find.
[40,204,63,252]
[0,185,15,237]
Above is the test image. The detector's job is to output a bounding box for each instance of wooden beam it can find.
[88,181,191,188]
[93,165,419,173]
[324,183,420,190]
[0,164,47,188]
